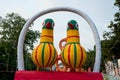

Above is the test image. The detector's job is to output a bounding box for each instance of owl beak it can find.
[46,22,51,29]
[68,23,74,29]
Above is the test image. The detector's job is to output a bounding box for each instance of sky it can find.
[0,0,117,52]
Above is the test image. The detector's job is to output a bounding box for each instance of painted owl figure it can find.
[31,18,57,71]
[61,20,86,70]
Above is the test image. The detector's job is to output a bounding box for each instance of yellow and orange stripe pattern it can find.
[61,43,86,69]
[61,20,86,69]
[31,43,57,67]
[40,29,53,43]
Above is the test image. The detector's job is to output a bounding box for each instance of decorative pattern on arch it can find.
[17,7,101,72]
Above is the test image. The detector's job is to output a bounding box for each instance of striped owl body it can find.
[61,20,86,69]
[61,43,86,69]
[31,43,57,67]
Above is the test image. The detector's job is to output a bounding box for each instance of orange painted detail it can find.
[68,44,72,67]
[67,36,79,40]
[78,45,83,67]
[35,44,41,67]
[46,44,52,66]
[41,35,53,38]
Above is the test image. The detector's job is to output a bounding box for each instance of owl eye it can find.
[42,21,45,26]
[52,22,55,28]
[76,23,78,29]
[67,25,69,29]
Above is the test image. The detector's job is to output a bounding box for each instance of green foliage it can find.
[83,49,95,71]
[103,0,120,58]
[83,0,120,72]
[114,0,120,10]
[101,40,111,60]
[0,41,16,71]
[0,13,40,72]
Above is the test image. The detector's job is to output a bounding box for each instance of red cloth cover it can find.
[14,71,103,80]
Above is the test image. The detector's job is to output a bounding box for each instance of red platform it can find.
[14,71,103,80]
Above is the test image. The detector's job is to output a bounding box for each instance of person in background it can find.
[112,55,119,76]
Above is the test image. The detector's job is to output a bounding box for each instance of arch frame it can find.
[17,7,101,72]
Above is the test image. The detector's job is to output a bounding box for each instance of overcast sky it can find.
[0,0,117,52]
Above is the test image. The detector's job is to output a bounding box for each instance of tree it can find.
[83,48,95,71]
[103,0,120,58]
[0,13,40,72]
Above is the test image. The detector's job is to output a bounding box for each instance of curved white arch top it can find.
[17,7,101,72]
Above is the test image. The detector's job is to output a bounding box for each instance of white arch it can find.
[17,7,101,72]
